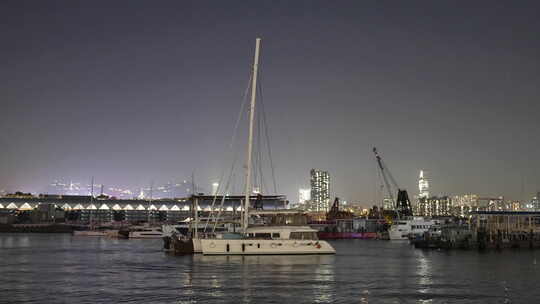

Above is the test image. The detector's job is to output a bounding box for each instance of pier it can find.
[413,211,540,250]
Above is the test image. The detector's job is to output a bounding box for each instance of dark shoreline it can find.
[0,224,74,233]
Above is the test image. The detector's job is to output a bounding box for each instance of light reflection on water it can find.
[1,234,539,303]
[417,251,432,295]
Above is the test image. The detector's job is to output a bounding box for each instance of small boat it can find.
[73,226,118,237]
[73,230,108,237]
[162,225,203,254]
[162,221,225,254]
[388,217,440,240]
[128,226,163,239]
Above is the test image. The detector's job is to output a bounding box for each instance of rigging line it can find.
[204,73,253,232]
[212,171,236,232]
[212,122,252,232]
[257,109,269,196]
[209,70,254,231]
[210,144,242,232]
[257,69,277,193]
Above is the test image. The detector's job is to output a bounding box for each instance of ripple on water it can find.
[1,234,539,303]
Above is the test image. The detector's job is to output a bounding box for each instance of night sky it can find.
[1,1,539,205]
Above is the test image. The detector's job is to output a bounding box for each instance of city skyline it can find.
[1,1,540,205]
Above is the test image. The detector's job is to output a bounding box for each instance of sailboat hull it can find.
[200,239,335,255]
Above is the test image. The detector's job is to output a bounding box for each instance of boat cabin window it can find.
[289,232,318,240]
[254,233,272,239]
[271,233,280,239]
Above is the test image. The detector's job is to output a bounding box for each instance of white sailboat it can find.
[200,38,335,255]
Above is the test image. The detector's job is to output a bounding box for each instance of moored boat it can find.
[73,226,118,237]
[128,226,163,239]
[201,225,335,255]
[388,217,440,240]
[199,38,335,255]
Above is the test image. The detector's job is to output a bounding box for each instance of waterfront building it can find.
[479,197,506,211]
[418,170,429,198]
[532,192,540,210]
[212,183,219,195]
[509,200,522,211]
[310,169,330,212]
[451,194,479,217]
[299,188,310,204]
[417,196,452,217]
[522,194,540,211]
[382,197,394,210]
[0,195,287,224]
[451,195,505,213]
[4,192,34,199]
[294,188,311,210]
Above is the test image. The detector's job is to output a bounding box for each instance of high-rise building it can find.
[298,188,310,205]
[418,170,429,198]
[212,183,219,195]
[417,196,452,217]
[451,194,479,216]
[525,193,540,211]
[383,197,394,210]
[292,188,311,210]
[310,169,330,212]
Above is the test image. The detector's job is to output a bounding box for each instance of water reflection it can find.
[416,251,432,294]
[313,266,335,303]
[194,254,335,265]
[1,235,539,303]
[191,254,336,303]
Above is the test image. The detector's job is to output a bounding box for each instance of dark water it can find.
[1,234,539,303]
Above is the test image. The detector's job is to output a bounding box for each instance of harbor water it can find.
[1,234,539,303]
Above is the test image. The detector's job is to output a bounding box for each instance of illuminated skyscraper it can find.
[298,188,311,205]
[310,169,330,212]
[418,170,429,198]
[417,196,452,217]
[383,197,394,210]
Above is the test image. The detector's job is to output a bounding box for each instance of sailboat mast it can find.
[90,176,94,225]
[244,38,261,234]
[148,181,153,224]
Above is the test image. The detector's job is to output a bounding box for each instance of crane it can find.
[373,147,413,219]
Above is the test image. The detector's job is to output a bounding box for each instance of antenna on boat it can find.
[244,37,261,234]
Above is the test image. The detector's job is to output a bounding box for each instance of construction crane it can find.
[373,147,413,219]
[326,197,354,221]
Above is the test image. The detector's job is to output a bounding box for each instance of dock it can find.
[413,211,540,250]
